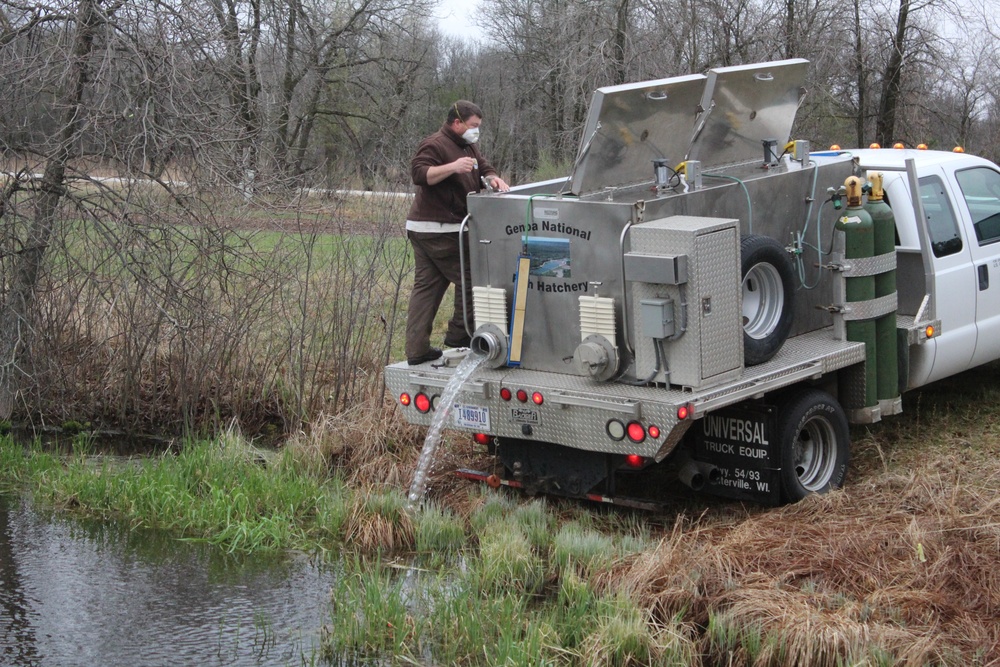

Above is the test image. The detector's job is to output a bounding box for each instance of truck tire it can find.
[776,389,849,502]
[741,235,795,365]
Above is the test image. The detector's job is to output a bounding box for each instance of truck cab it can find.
[833,149,1000,387]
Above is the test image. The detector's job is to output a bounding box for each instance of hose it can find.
[702,172,754,234]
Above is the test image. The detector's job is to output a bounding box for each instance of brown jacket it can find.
[407,123,498,224]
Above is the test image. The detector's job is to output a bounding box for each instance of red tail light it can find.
[626,421,646,443]
[473,433,491,446]
[648,425,661,439]
[625,454,644,468]
[414,392,432,413]
[531,391,544,405]
[500,387,512,401]
[516,389,528,403]
[399,393,411,407]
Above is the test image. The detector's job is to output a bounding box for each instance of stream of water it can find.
[0,494,335,666]
[407,352,486,509]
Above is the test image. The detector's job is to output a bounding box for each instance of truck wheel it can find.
[741,235,795,365]
[777,389,849,502]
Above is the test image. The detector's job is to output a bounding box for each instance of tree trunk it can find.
[612,0,629,85]
[853,0,866,147]
[784,0,796,59]
[876,0,909,146]
[0,0,103,418]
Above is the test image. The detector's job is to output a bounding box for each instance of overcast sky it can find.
[435,0,1000,44]
[436,0,483,40]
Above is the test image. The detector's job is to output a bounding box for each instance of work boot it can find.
[407,348,443,366]
[444,334,471,348]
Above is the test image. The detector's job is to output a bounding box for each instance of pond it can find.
[0,494,337,666]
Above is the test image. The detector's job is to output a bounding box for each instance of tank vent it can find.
[473,286,508,329]
[579,296,616,341]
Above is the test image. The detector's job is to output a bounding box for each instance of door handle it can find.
[978,264,989,290]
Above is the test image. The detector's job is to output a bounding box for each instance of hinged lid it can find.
[688,58,809,168]
[567,59,810,194]
[567,74,706,195]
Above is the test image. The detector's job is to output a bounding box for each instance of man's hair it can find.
[447,100,483,124]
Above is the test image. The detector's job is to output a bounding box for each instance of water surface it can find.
[0,494,335,666]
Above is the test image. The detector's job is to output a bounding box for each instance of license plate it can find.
[510,407,541,425]
[454,404,490,430]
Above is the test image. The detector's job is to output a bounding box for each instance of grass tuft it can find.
[474,523,547,596]
[553,521,619,578]
[413,501,466,555]
[343,486,415,552]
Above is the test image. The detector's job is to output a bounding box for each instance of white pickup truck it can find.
[385,59,1000,508]
[849,148,1000,387]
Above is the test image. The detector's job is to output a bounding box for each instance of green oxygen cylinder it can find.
[864,171,899,401]
[836,176,877,407]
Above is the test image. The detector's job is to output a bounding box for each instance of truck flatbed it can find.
[387,328,865,462]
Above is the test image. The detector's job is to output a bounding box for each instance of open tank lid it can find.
[688,58,809,168]
[567,59,810,195]
[566,73,707,196]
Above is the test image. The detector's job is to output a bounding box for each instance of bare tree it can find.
[0,0,113,418]
[0,0,426,432]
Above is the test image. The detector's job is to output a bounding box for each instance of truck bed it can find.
[386,328,865,461]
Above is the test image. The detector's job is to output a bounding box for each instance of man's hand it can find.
[425,157,477,185]
[489,176,511,192]
[451,157,478,174]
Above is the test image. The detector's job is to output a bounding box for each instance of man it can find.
[404,100,510,365]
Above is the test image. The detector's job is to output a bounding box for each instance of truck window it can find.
[919,175,963,257]
[955,167,1000,245]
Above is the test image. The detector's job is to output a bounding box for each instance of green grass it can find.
[414,501,466,555]
[0,435,348,553]
[323,551,697,666]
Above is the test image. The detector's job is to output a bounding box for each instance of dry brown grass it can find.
[342,486,416,552]
[279,351,1000,662]
[372,360,1000,665]
[596,362,1000,665]
[607,466,1000,664]
[288,396,425,488]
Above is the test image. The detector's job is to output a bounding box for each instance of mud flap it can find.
[690,403,781,505]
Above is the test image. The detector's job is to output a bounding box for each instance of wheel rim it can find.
[742,261,785,340]
[793,415,838,491]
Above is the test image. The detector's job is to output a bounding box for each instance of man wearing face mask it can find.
[404,100,510,365]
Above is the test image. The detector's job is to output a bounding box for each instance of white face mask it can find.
[461,126,480,144]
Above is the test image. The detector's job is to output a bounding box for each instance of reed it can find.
[413,501,466,555]
[553,521,619,578]
[510,498,556,550]
[1,434,347,553]
[325,554,419,663]
[343,485,415,553]
[473,522,547,596]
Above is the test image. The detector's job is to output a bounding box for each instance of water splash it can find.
[407,352,486,510]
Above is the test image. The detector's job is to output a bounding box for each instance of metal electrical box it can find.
[629,216,742,388]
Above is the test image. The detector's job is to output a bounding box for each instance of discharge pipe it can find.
[678,460,721,491]
[470,323,509,369]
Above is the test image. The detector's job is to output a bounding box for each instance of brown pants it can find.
[405,231,472,358]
